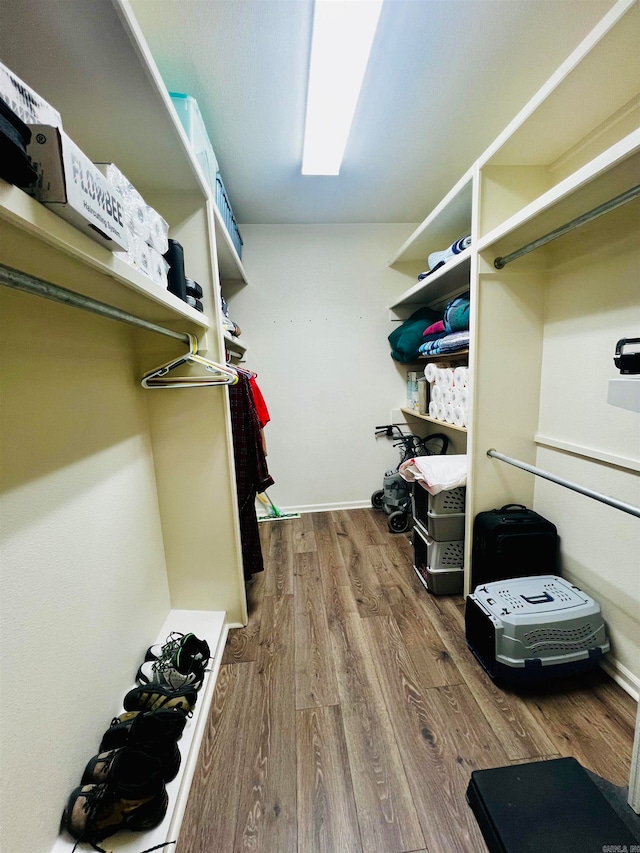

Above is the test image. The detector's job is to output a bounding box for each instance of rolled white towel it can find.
[437,367,454,389]
[436,402,446,422]
[431,384,443,404]
[453,406,465,428]
[451,387,461,406]
[453,366,467,387]
[445,404,454,423]
[460,387,469,409]
[442,388,452,407]
[424,362,438,383]
[428,400,438,418]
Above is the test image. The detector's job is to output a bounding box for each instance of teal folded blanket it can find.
[389,306,441,363]
[444,295,470,332]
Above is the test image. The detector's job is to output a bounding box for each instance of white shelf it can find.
[479,0,639,171]
[477,130,640,260]
[52,609,228,853]
[608,377,640,413]
[390,250,471,311]
[401,408,467,434]
[0,182,211,332]
[213,202,249,285]
[389,169,473,266]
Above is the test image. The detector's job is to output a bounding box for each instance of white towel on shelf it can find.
[399,454,467,495]
[453,366,468,388]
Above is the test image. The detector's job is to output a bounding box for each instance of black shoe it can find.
[99,709,186,782]
[62,749,167,848]
[123,682,197,714]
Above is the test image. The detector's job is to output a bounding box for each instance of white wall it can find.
[228,223,423,513]
[0,290,172,853]
[535,226,640,690]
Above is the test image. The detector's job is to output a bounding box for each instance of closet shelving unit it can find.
[389,170,473,451]
[388,0,640,810]
[0,1,251,852]
[389,0,639,583]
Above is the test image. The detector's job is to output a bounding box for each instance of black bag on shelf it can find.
[0,97,38,187]
[471,503,558,588]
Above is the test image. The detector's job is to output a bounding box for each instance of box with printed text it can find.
[25,126,129,251]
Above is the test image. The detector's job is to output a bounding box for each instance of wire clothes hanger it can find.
[141,333,239,389]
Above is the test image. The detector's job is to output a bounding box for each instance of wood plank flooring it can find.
[180,509,637,853]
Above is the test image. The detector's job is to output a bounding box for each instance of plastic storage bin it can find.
[413,522,464,569]
[215,173,243,258]
[170,92,218,195]
[412,484,465,541]
[413,523,464,594]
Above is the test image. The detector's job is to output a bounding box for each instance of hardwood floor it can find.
[180,509,637,853]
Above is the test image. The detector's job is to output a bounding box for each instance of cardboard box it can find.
[26,126,129,251]
[0,61,62,127]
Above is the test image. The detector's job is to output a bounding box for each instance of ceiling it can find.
[131,0,614,225]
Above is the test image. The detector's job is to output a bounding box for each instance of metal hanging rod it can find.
[487,448,640,519]
[494,182,640,269]
[0,262,191,346]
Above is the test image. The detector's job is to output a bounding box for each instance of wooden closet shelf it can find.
[418,348,469,364]
[401,408,468,433]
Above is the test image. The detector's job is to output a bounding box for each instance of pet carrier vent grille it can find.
[523,624,598,652]
[541,581,574,603]
[495,590,528,610]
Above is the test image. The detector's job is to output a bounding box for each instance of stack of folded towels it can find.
[418,293,470,357]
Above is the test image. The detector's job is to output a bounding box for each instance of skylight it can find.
[302,0,384,176]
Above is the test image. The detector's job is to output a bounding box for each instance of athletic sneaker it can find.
[123,682,198,714]
[137,633,209,691]
[144,631,210,665]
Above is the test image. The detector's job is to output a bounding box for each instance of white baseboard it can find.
[266,500,373,516]
[600,657,640,702]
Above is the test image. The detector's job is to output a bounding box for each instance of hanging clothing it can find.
[228,373,274,579]
[249,375,270,428]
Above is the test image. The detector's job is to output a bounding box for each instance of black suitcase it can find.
[471,503,558,588]
[466,757,639,852]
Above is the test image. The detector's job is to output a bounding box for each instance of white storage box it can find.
[170,92,218,195]
[25,126,128,251]
[465,575,610,683]
[0,61,62,127]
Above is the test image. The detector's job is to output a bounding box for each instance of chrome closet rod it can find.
[493,183,640,269]
[0,262,191,346]
[487,448,640,519]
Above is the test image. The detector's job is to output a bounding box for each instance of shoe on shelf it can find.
[145,631,210,665]
[99,708,187,782]
[123,682,198,715]
[62,749,167,849]
[137,633,210,691]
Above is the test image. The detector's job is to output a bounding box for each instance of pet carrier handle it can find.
[520,592,554,605]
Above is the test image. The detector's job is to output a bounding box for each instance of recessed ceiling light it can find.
[302,0,384,176]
